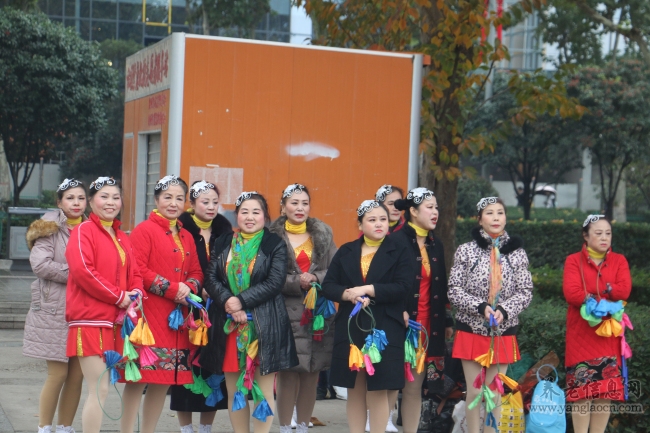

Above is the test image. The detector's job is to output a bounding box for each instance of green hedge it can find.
[455,219,650,270]
[532,266,650,306]
[517,299,650,432]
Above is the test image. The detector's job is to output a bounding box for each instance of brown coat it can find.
[23,210,76,362]
[269,216,337,373]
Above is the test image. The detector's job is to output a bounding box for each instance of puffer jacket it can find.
[23,210,75,362]
[269,216,337,373]
[448,227,533,336]
[201,228,298,375]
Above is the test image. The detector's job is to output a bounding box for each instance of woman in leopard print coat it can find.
[448,197,533,433]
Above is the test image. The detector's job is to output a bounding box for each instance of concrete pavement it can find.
[0,269,390,433]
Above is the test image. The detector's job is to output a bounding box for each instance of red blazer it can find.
[65,213,143,328]
[563,245,631,367]
[129,211,203,384]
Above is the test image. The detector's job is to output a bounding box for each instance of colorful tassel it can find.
[405,362,414,382]
[138,346,158,367]
[104,350,122,385]
[474,349,494,368]
[189,319,208,346]
[205,374,225,407]
[121,316,135,339]
[252,399,274,421]
[247,339,259,360]
[415,347,426,374]
[122,336,139,361]
[300,308,313,326]
[366,345,382,363]
[141,321,156,346]
[473,368,486,389]
[129,318,144,345]
[596,318,623,337]
[372,329,388,351]
[313,315,324,332]
[187,314,198,331]
[115,309,126,325]
[404,339,416,365]
[349,344,364,371]
[303,286,317,310]
[497,373,519,391]
[168,305,184,330]
[232,390,246,411]
[486,412,497,429]
[580,304,602,327]
[489,374,504,394]
[251,381,265,404]
[124,360,142,382]
[364,354,375,375]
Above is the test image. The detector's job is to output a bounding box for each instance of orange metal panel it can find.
[180,38,414,245]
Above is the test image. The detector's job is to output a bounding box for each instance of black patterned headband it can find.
[235,191,259,207]
[89,176,116,191]
[57,178,82,192]
[357,200,380,217]
[282,183,306,199]
[583,214,606,228]
[375,185,393,202]
[406,187,434,204]
[155,175,180,191]
[476,197,499,212]
[190,180,216,199]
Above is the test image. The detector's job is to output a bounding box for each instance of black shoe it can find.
[316,387,327,400]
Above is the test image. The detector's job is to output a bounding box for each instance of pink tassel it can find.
[350,365,360,371]
[126,303,138,321]
[621,313,634,331]
[621,336,633,359]
[405,363,414,382]
[187,314,197,330]
[243,356,255,390]
[115,309,126,325]
[489,375,504,394]
[201,310,212,328]
[473,367,486,389]
[139,346,158,367]
[364,355,375,376]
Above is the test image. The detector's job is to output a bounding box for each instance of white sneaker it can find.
[198,424,211,433]
[296,422,309,433]
[291,407,297,428]
[386,410,398,432]
[38,427,52,433]
[364,410,370,432]
[280,426,293,433]
[180,424,194,433]
[55,427,75,433]
[333,386,348,400]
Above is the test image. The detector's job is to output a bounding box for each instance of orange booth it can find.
[122,33,424,245]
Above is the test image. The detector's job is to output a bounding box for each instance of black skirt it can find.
[169,366,228,412]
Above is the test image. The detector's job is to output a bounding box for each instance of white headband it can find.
[583,214,606,228]
[406,187,434,204]
[155,175,180,191]
[477,197,499,212]
[375,185,393,202]
[190,180,216,199]
[357,200,380,217]
[57,178,82,192]
[235,191,259,207]
[282,183,306,199]
[89,176,116,191]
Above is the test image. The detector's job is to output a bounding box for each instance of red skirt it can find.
[223,332,240,373]
[452,330,520,365]
[66,326,116,358]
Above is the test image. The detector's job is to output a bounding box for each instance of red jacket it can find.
[563,245,631,368]
[66,213,143,328]
[129,212,203,384]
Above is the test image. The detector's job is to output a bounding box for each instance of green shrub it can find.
[505,206,593,221]
[456,176,499,218]
[517,299,650,432]
[454,219,650,270]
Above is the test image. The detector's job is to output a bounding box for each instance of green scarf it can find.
[226,231,263,296]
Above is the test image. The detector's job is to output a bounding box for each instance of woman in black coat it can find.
[391,187,453,433]
[322,200,412,433]
[201,192,298,433]
[171,181,231,433]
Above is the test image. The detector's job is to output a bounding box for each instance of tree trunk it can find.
[202,5,210,35]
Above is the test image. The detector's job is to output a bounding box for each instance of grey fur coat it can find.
[269,216,337,373]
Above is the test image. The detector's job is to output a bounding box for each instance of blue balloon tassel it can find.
[485,412,497,428]
[364,334,374,350]
[121,317,135,339]
[205,374,225,407]
[168,305,184,330]
[104,350,122,385]
[232,391,246,411]
[252,399,274,421]
[372,329,388,351]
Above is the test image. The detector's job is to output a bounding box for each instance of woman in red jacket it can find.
[65,177,143,433]
[563,215,631,433]
[121,175,204,433]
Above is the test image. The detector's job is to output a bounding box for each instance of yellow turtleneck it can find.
[285,220,307,234]
[587,246,606,260]
[100,219,113,227]
[389,220,398,227]
[192,214,212,230]
[67,216,82,227]
[408,222,429,237]
[241,230,263,240]
[100,219,125,265]
[363,235,384,247]
[153,209,177,228]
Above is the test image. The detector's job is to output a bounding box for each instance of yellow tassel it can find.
[141,321,156,346]
[189,319,208,346]
[247,339,259,360]
[349,344,364,370]
[415,347,426,374]
[498,373,519,390]
[474,349,493,368]
[596,318,623,338]
[129,318,144,345]
[303,286,317,310]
